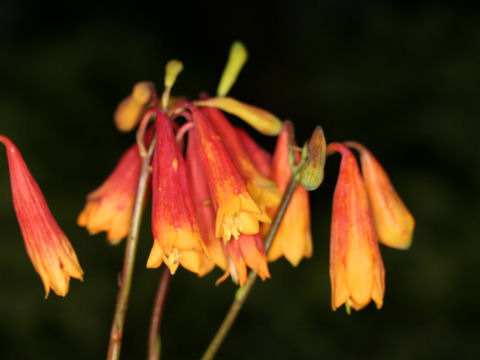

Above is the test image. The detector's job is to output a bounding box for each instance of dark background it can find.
[1,1,479,359]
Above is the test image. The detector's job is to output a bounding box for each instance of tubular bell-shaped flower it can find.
[191,107,270,242]
[146,110,206,274]
[200,105,280,210]
[186,130,227,276]
[345,142,415,250]
[328,142,385,312]
[77,140,144,244]
[264,121,313,266]
[0,135,83,297]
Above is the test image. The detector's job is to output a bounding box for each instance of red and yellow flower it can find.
[1,135,83,297]
[328,142,385,312]
[146,110,206,274]
[191,108,270,242]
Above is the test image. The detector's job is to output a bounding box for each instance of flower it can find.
[191,107,270,242]
[200,105,281,210]
[0,135,83,297]
[328,142,385,312]
[77,141,143,244]
[345,142,415,250]
[146,110,206,274]
[186,130,227,276]
[220,234,270,286]
[264,121,313,266]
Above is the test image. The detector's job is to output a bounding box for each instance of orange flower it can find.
[220,234,270,286]
[186,130,227,276]
[265,121,313,266]
[328,142,385,312]
[346,142,415,250]
[201,106,280,210]
[77,141,143,244]
[146,110,206,274]
[0,135,83,297]
[191,108,270,242]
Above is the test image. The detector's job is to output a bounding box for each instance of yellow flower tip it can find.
[194,97,283,136]
[217,41,249,97]
[215,192,270,243]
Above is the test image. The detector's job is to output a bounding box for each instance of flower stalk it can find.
[147,267,172,360]
[106,138,155,360]
[201,174,301,360]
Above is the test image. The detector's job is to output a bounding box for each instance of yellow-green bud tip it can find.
[217,41,249,97]
[300,126,326,191]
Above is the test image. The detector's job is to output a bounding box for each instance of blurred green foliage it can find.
[0,1,479,359]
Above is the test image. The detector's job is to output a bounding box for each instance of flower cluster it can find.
[0,42,414,311]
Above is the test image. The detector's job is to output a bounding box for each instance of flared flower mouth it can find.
[77,141,143,244]
[190,108,271,243]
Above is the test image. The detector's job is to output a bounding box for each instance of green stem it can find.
[106,151,153,360]
[200,176,300,360]
[147,267,172,360]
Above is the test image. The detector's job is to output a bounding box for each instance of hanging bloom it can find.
[201,106,280,210]
[345,142,415,250]
[0,135,83,297]
[146,110,206,274]
[328,142,385,312]
[220,234,270,286]
[186,130,227,276]
[191,108,270,242]
[235,127,272,178]
[77,141,143,244]
[264,121,313,266]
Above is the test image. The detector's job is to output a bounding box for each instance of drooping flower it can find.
[186,130,227,276]
[77,141,143,244]
[191,107,270,242]
[345,142,415,250]
[328,142,385,312]
[201,105,280,210]
[146,110,206,274]
[264,121,313,266]
[0,135,83,297]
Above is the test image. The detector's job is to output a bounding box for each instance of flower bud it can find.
[300,126,326,191]
[114,81,154,132]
